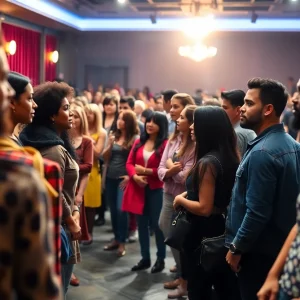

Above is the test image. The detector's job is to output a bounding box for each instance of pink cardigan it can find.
[158,136,195,197]
[122,138,167,215]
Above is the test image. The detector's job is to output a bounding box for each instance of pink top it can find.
[158,135,195,197]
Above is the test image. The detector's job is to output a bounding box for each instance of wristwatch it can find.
[229,243,242,255]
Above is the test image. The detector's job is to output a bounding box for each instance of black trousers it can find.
[238,253,276,300]
[182,249,241,300]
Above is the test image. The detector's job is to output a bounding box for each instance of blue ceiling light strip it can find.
[7,0,300,32]
[79,18,300,32]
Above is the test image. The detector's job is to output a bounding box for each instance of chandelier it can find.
[179,15,218,62]
[182,15,216,40]
[178,43,217,62]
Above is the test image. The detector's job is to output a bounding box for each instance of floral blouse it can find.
[280,194,300,297]
[0,159,61,300]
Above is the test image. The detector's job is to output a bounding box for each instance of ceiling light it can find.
[118,0,126,4]
[178,42,217,62]
[182,15,215,40]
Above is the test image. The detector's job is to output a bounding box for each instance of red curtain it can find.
[45,35,57,82]
[2,23,40,86]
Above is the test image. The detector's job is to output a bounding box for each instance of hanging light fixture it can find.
[178,42,217,62]
[181,14,216,41]
[178,11,217,62]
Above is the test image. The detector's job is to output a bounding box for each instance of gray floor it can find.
[67,220,177,300]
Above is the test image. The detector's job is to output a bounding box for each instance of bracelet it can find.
[72,209,80,214]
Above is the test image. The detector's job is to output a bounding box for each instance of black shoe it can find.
[151,259,165,273]
[131,259,151,271]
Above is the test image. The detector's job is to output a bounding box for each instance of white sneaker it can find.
[128,230,138,242]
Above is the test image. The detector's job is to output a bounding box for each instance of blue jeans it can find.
[137,187,166,261]
[278,289,293,300]
[106,177,128,243]
[61,263,74,298]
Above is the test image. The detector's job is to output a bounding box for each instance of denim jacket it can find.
[225,124,300,256]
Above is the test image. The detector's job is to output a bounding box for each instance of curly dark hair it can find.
[33,81,74,125]
[32,81,75,158]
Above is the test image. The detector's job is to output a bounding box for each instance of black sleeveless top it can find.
[184,152,238,250]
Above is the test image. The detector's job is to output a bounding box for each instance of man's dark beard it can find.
[240,113,263,132]
[291,113,300,130]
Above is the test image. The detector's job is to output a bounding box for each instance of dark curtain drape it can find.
[2,23,40,86]
[45,35,57,82]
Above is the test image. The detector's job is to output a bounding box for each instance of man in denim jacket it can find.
[225,78,300,300]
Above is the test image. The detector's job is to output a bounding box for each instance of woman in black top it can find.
[173,106,241,300]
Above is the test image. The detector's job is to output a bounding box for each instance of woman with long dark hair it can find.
[19,82,81,298]
[123,112,169,273]
[102,110,139,257]
[173,106,241,300]
[102,95,119,133]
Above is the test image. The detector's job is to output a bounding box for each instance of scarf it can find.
[0,137,58,198]
[19,124,64,150]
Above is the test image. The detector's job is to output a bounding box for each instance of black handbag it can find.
[164,208,191,251]
[196,155,227,273]
[197,233,227,272]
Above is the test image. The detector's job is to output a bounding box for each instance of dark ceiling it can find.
[50,0,300,18]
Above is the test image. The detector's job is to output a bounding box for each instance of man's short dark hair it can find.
[247,78,288,117]
[221,89,245,107]
[120,96,135,109]
[161,89,178,103]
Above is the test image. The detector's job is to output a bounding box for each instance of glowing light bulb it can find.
[6,40,16,55]
[50,50,59,63]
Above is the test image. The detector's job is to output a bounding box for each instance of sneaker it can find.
[128,230,138,243]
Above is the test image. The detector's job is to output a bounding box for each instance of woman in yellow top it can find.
[84,103,107,244]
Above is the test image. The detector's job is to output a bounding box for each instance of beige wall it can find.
[59,31,300,94]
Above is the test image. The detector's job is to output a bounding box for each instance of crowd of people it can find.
[1,27,300,300]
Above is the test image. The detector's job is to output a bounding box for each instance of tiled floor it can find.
[67,220,178,300]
